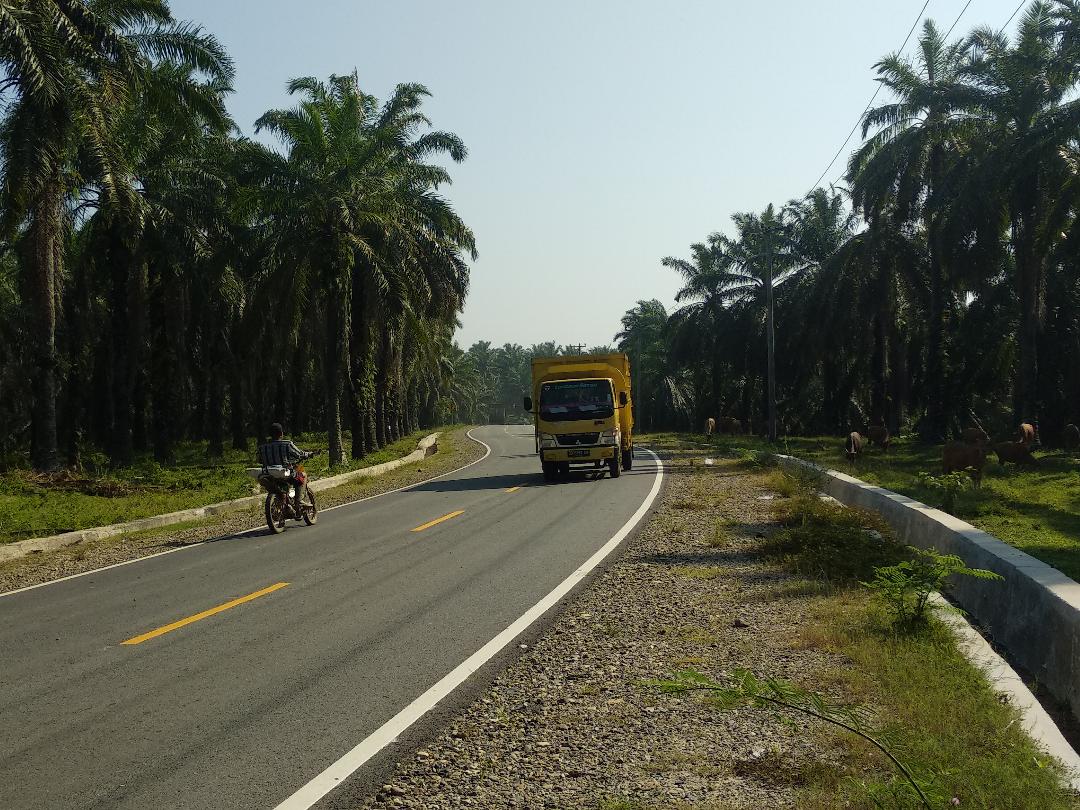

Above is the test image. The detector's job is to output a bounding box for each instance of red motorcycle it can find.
[249,453,319,534]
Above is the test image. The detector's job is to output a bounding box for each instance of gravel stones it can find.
[357,452,848,810]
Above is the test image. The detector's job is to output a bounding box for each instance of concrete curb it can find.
[931,594,1080,788]
[777,454,1080,727]
[0,433,440,564]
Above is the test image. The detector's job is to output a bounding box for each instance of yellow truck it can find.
[523,353,634,481]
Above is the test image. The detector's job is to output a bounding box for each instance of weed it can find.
[658,669,939,808]
[762,489,904,584]
[916,470,972,514]
[863,548,1002,630]
[672,565,726,581]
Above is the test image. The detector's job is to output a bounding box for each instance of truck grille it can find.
[557,433,599,446]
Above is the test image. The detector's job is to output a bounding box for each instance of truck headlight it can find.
[539,433,557,448]
[600,429,618,445]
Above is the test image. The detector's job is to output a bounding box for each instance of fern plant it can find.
[863,547,1002,629]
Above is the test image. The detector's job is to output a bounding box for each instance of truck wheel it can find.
[608,448,622,478]
[542,461,557,482]
[622,445,634,471]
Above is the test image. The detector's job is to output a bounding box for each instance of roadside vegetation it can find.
[654,435,1077,810]
[655,429,1080,583]
[0,428,444,545]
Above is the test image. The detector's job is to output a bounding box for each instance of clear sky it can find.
[172,0,1026,349]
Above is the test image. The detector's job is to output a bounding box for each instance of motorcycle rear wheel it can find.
[265,493,287,534]
[300,486,318,525]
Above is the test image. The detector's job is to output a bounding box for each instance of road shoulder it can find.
[0,428,486,595]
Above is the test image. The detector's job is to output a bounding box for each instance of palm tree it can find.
[251,75,473,464]
[964,2,1080,427]
[848,19,977,440]
[0,0,233,470]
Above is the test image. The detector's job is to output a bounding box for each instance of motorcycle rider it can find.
[257,423,315,514]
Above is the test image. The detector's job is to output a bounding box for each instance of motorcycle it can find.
[248,452,320,534]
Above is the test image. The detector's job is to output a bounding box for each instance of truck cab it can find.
[524,354,634,481]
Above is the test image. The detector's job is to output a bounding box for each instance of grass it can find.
[0,428,448,545]
[751,477,1076,808]
[644,430,1080,582]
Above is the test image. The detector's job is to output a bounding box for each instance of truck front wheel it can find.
[542,461,557,482]
[608,447,622,478]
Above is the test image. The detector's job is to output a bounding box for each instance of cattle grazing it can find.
[1063,423,1079,453]
[845,432,863,462]
[961,426,990,446]
[942,442,987,487]
[995,441,1039,467]
[705,417,716,437]
[866,424,891,451]
[1017,422,1036,447]
[719,416,741,435]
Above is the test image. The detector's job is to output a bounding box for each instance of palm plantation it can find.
[633,3,1080,444]
[0,3,475,472]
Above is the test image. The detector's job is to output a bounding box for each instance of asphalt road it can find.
[0,425,662,810]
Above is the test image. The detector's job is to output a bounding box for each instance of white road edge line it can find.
[272,448,665,810]
[0,430,494,600]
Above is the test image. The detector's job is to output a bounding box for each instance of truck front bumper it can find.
[541,446,615,463]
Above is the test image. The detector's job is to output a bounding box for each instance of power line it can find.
[944,0,976,39]
[997,0,1026,34]
[806,0,932,195]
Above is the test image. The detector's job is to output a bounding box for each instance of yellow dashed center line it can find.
[504,486,522,493]
[121,582,289,646]
[411,510,465,533]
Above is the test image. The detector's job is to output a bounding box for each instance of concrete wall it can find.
[0,433,440,564]
[778,455,1080,722]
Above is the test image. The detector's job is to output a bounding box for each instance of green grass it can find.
[667,462,1077,808]
[644,430,1080,583]
[0,428,447,544]
[761,487,1078,808]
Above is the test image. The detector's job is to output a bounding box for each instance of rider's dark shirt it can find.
[257,439,305,467]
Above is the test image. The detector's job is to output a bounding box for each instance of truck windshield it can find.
[539,380,614,422]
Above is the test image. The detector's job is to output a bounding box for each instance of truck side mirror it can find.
[618,392,628,406]
[523,396,533,411]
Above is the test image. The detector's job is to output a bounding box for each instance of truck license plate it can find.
[568,449,590,458]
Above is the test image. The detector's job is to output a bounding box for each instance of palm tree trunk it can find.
[324,287,347,467]
[1013,211,1042,428]
[765,265,777,443]
[24,173,63,472]
[229,363,248,451]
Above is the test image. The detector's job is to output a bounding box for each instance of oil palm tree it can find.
[847,19,978,440]
[964,2,1080,426]
[0,0,232,470]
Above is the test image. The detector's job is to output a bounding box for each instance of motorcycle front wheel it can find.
[265,492,287,534]
[300,486,318,525]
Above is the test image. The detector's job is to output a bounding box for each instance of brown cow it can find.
[1063,423,1079,453]
[845,432,863,462]
[943,442,987,486]
[995,441,1039,467]
[961,426,990,446]
[1017,422,1036,446]
[866,424,891,451]
[704,417,716,437]
[719,416,741,435]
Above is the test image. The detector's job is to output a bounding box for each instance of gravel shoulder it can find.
[356,444,854,810]
[0,427,485,595]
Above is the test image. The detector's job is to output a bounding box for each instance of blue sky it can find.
[173,0,1026,349]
